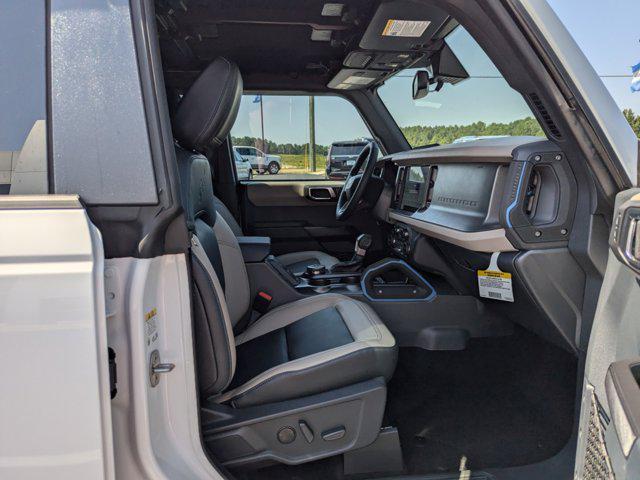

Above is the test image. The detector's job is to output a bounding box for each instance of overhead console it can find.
[327,1,456,90]
[386,137,578,253]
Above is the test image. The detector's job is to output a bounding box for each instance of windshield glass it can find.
[377,26,545,148]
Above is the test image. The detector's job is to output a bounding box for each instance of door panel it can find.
[575,189,640,480]
[0,195,114,479]
[240,180,366,258]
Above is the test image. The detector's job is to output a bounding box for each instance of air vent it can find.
[394,167,407,205]
[529,93,562,139]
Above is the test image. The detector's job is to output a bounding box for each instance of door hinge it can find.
[109,347,117,399]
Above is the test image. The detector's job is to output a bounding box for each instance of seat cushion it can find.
[214,294,397,407]
[276,250,340,275]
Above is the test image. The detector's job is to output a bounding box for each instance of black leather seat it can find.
[172,58,397,408]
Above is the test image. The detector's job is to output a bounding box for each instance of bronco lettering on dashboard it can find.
[436,196,479,207]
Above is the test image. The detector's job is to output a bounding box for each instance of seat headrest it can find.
[173,57,243,153]
[175,148,218,228]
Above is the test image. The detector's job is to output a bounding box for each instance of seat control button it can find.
[277,426,296,444]
[299,421,314,443]
[322,426,346,441]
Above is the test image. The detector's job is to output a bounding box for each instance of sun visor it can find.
[327,69,386,90]
[359,1,450,51]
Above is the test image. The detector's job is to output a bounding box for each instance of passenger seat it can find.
[172,57,397,409]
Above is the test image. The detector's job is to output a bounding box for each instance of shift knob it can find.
[355,234,372,257]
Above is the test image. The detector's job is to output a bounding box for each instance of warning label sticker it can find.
[382,19,430,38]
[145,307,159,346]
[478,270,514,302]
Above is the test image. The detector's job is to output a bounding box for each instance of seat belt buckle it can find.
[253,291,272,314]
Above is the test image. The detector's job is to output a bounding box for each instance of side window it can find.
[0,3,48,195]
[231,94,375,180]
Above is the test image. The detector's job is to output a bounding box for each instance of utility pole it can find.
[260,95,265,153]
[309,95,316,172]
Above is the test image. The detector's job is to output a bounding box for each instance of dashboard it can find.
[378,136,583,354]
[382,136,577,255]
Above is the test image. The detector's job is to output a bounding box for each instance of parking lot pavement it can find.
[253,170,327,181]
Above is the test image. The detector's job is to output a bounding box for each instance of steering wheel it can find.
[336,142,382,221]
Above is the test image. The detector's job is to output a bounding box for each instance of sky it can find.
[232,0,640,146]
[547,0,640,113]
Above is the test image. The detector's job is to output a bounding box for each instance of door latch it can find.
[149,349,175,387]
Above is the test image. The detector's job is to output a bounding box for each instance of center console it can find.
[295,266,363,295]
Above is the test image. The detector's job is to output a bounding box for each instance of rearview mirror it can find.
[411,43,470,100]
[412,70,431,100]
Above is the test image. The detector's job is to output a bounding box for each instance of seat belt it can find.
[233,291,272,334]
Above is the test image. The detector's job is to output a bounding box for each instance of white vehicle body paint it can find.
[105,254,223,479]
[0,196,113,479]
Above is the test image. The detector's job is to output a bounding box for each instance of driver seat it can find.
[212,195,339,274]
[172,55,339,275]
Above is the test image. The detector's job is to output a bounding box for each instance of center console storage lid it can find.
[237,236,271,263]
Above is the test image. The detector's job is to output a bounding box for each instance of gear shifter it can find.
[331,234,372,273]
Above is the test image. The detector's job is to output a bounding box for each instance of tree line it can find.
[623,109,640,138]
[233,110,640,154]
[231,136,328,156]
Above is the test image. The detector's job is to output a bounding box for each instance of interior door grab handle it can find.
[605,358,640,457]
[307,186,337,201]
[611,196,640,275]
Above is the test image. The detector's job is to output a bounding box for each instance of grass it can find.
[278,153,325,171]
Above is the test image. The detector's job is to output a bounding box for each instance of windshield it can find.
[377,26,545,148]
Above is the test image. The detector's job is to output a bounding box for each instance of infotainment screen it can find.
[400,166,428,211]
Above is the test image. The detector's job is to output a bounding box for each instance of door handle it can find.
[605,359,640,457]
[307,186,337,201]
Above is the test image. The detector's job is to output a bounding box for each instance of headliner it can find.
[156,0,381,92]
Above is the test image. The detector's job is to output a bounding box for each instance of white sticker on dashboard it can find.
[477,252,514,302]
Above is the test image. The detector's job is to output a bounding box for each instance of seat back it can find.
[173,57,249,396]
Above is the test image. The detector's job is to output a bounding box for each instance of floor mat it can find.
[238,328,577,480]
[386,328,577,474]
